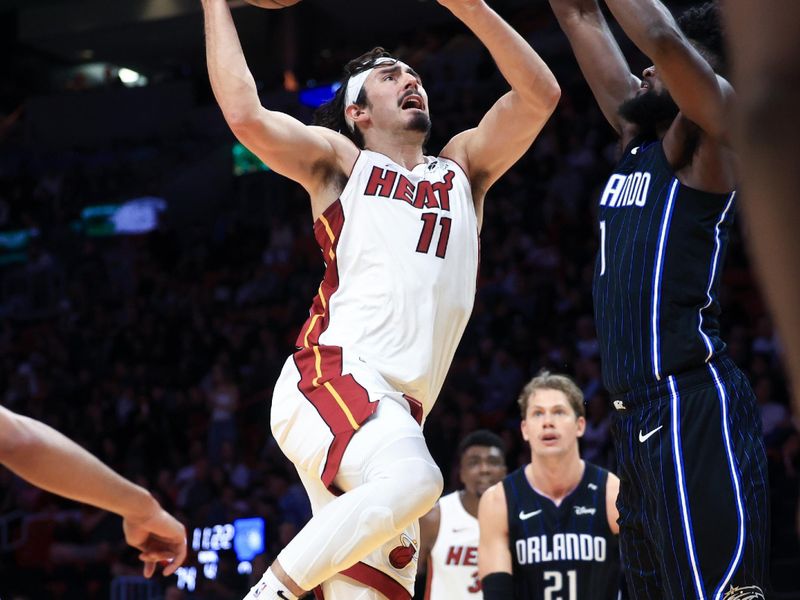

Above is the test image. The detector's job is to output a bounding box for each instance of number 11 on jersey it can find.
[416,213,452,259]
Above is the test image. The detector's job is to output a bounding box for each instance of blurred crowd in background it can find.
[0,2,798,598]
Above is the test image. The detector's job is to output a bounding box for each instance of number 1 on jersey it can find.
[599,220,607,276]
[416,213,452,259]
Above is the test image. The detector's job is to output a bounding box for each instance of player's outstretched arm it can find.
[201,0,355,208]
[439,0,560,201]
[477,483,513,598]
[0,405,187,578]
[548,0,640,136]
[601,0,732,140]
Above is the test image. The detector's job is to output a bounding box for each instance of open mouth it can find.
[400,94,424,111]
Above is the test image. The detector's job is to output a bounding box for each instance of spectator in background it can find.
[205,363,239,464]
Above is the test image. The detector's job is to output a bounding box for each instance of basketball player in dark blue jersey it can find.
[477,372,622,599]
[548,0,769,597]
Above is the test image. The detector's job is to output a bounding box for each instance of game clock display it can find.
[174,517,266,592]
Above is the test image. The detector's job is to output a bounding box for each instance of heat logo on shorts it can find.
[723,585,765,600]
[388,533,417,569]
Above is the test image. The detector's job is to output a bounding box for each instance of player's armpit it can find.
[229,114,357,203]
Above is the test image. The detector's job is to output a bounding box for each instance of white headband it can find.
[344,58,410,131]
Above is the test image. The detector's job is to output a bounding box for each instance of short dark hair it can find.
[677,2,726,74]
[313,47,396,149]
[458,429,506,459]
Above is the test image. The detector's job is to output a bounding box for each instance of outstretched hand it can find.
[123,505,187,578]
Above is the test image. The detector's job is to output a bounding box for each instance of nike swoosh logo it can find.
[452,527,471,533]
[638,426,663,442]
[277,592,290,600]
[519,509,542,521]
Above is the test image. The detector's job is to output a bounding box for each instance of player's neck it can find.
[458,489,480,518]
[364,133,425,171]
[527,454,584,506]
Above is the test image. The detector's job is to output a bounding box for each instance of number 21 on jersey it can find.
[544,569,577,600]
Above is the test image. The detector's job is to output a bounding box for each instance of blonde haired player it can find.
[200,0,560,598]
[418,430,507,599]
[478,372,622,599]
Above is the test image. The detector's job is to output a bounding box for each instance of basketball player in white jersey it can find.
[417,430,507,599]
[200,0,560,598]
[478,372,622,599]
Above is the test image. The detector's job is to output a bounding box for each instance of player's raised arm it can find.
[201,0,356,209]
[602,0,732,140]
[548,0,640,136]
[439,0,560,200]
[477,482,513,599]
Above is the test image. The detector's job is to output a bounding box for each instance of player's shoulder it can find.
[604,469,620,495]
[307,125,360,169]
[480,481,507,511]
[433,152,469,177]
[584,460,617,482]
[421,499,443,524]
[478,481,509,530]
[437,490,460,510]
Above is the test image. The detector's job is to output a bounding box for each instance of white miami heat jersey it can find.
[295,149,478,419]
[426,491,483,600]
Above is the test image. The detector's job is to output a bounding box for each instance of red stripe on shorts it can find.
[311,561,410,600]
[341,561,412,600]
[292,201,380,491]
[293,347,377,491]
